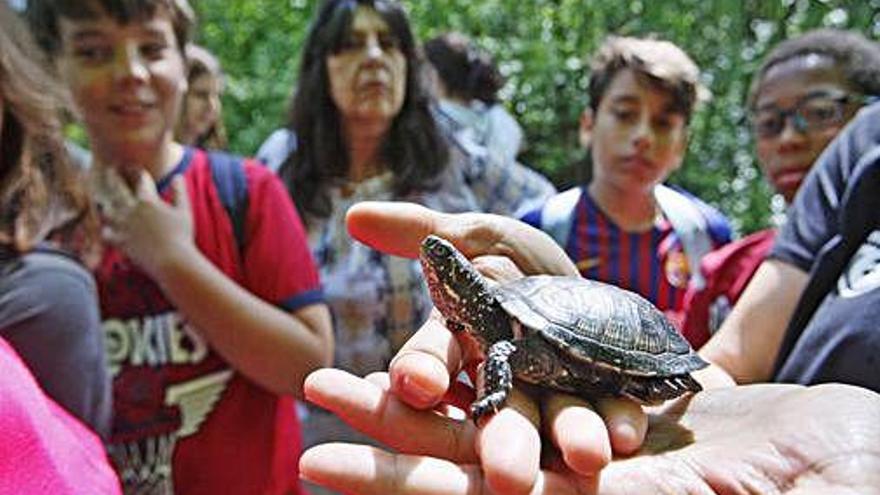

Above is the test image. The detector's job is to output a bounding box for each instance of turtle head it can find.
[420,235,493,331]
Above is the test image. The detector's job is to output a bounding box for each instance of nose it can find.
[113,44,149,84]
[207,95,221,115]
[631,117,652,152]
[777,116,808,146]
[364,34,384,60]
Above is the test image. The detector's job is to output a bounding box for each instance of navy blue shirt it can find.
[770,102,880,391]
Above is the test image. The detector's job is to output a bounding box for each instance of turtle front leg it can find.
[472,340,516,422]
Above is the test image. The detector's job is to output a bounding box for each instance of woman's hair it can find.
[177,43,228,149]
[748,29,880,108]
[279,0,449,222]
[0,3,96,255]
[424,32,504,105]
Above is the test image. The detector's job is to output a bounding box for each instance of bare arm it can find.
[98,169,333,398]
[699,259,809,385]
[152,242,333,397]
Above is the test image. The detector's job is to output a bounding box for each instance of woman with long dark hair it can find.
[265,0,554,479]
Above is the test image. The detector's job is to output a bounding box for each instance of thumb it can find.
[133,169,160,201]
[169,176,191,214]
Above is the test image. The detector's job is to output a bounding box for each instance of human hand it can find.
[346,201,579,278]
[338,201,648,493]
[93,166,194,275]
[301,378,880,494]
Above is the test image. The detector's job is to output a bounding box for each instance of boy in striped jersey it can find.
[520,36,731,328]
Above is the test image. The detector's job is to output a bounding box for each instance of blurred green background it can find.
[193,0,880,234]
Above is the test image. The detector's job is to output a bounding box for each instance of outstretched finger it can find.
[345,201,578,276]
[304,368,478,463]
[389,315,464,410]
[593,398,647,455]
[542,394,611,476]
[300,443,595,495]
[477,386,543,495]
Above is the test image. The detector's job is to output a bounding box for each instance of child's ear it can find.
[578,108,594,149]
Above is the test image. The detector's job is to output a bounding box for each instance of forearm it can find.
[699,260,808,384]
[151,242,333,398]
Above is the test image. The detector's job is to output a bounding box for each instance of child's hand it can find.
[95,166,194,275]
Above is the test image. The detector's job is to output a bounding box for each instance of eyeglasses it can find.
[750,92,865,139]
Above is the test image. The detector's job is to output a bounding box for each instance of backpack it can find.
[207,151,249,257]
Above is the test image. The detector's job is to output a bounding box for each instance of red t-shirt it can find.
[681,229,776,348]
[95,148,322,494]
[0,337,120,494]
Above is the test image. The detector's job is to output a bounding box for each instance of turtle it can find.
[419,234,708,421]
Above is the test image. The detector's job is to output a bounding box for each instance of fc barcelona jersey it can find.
[521,186,731,323]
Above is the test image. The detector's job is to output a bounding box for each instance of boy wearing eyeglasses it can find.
[681,29,880,347]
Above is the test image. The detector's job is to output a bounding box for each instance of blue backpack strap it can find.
[654,184,713,290]
[208,151,249,255]
[540,187,582,248]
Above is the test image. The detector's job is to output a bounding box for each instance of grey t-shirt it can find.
[0,248,111,437]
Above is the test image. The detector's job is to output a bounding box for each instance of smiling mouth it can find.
[110,102,155,116]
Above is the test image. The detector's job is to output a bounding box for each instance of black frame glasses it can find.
[750,92,867,139]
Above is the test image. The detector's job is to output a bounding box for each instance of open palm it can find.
[301,376,880,494]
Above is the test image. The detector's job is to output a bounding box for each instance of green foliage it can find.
[194,0,879,234]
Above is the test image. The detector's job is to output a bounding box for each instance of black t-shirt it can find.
[770,102,880,391]
[0,247,111,436]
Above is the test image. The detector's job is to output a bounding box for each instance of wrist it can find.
[146,239,202,282]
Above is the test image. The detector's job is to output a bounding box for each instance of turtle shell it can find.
[493,275,706,376]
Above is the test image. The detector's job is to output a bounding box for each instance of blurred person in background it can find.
[519,36,732,330]
[681,29,880,348]
[263,2,554,492]
[425,31,524,164]
[0,4,118,491]
[175,43,228,150]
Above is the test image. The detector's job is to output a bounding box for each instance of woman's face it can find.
[326,7,407,129]
[182,72,222,142]
[753,55,860,203]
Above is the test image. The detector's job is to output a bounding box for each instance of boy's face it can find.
[54,8,186,168]
[582,68,688,194]
[753,55,860,203]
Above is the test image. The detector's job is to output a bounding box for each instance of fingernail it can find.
[398,374,437,407]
